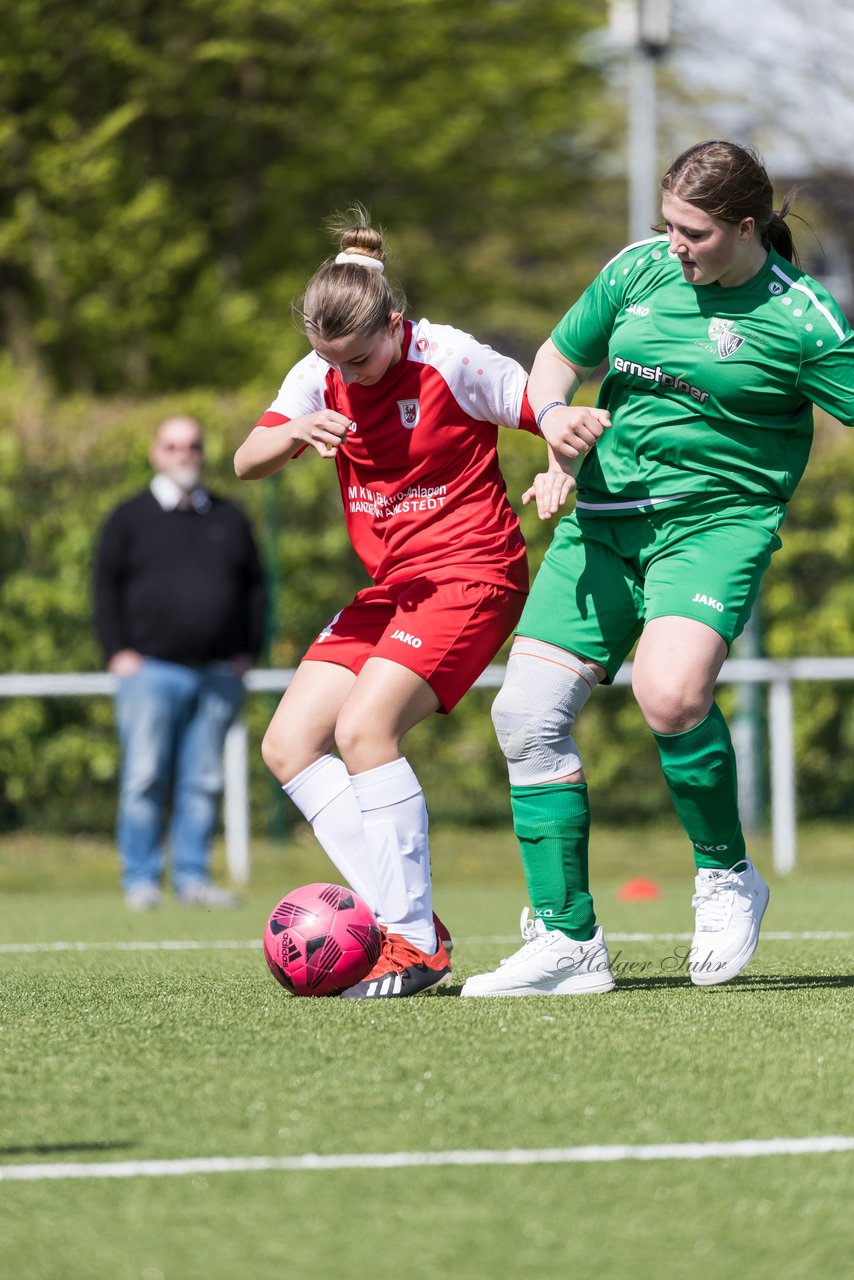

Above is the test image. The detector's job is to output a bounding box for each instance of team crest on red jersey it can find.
[397,398,420,429]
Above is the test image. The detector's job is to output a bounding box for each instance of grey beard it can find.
[170,464,202,492]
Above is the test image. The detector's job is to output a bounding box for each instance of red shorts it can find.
[303,577,527,712]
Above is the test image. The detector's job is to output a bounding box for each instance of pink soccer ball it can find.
[263,882,382,997]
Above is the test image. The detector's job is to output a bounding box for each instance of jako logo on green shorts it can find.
[692,593,724,613]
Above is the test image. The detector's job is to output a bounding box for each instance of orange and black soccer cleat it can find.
[339,929,452,999]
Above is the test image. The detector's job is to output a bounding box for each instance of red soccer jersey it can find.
[257,318,539,590]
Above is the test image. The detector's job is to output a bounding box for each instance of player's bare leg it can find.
[331,658,452,997]
[263,658,450,994]
[262,659,355,781]
[633,617,769,985]
[261,661,387,910]
[631,615,726,735]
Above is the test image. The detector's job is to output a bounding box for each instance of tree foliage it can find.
[2,371,854,833]
[4,1,853,838]
[1,0,617,393]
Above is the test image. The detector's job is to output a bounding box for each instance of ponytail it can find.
[765,196,799,266]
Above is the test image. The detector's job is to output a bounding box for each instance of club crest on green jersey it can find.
[708,317,745,359]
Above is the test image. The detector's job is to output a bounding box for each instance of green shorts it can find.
[518,495,786,681]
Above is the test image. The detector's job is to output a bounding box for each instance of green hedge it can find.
[2,361,854,833]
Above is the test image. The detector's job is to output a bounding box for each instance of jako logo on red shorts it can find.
[390,629,423,648]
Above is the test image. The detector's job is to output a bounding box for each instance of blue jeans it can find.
[114,659,246,892]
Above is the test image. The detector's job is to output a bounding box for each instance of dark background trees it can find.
[1,0,615,394]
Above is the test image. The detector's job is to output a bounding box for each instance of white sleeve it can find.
[266,352,330,420]
[409,319,529,428]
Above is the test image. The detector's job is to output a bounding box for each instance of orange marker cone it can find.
[617,877,661,902]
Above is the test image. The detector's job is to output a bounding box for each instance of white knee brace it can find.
[491,638,599,785]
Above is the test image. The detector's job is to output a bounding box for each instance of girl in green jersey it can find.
[462,140,854,997]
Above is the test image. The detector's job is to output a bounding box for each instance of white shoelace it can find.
[499,908,553,965]
[692,871,737,932]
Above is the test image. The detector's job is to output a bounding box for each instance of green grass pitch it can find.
[0,824,852,1280]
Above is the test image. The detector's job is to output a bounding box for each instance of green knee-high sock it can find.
[509,782,595,941]
[652,702,746,871]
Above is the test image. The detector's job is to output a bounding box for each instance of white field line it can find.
[0,939,260,954]
[0,931,852,955]
[1,1137,853,1183]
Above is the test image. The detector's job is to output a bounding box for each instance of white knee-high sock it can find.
[282,756,380,915]
[349,757,437,953]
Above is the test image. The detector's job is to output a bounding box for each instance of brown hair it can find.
[660,140,798,265]
[295,205,407,342]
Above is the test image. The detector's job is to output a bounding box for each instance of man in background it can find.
[94,415,266,909]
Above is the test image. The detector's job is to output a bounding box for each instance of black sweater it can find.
[94,490,266,666]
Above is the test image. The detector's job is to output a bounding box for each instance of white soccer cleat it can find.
[689,858,770,986]
[460,908,616,997]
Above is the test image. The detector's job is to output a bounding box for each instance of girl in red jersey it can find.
[234,208,550,998]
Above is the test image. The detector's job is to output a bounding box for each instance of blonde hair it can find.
[296,205,407,342]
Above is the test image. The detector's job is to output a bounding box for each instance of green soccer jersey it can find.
[551,238,854,513]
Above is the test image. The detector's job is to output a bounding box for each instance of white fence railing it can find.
[4,657,854,882]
